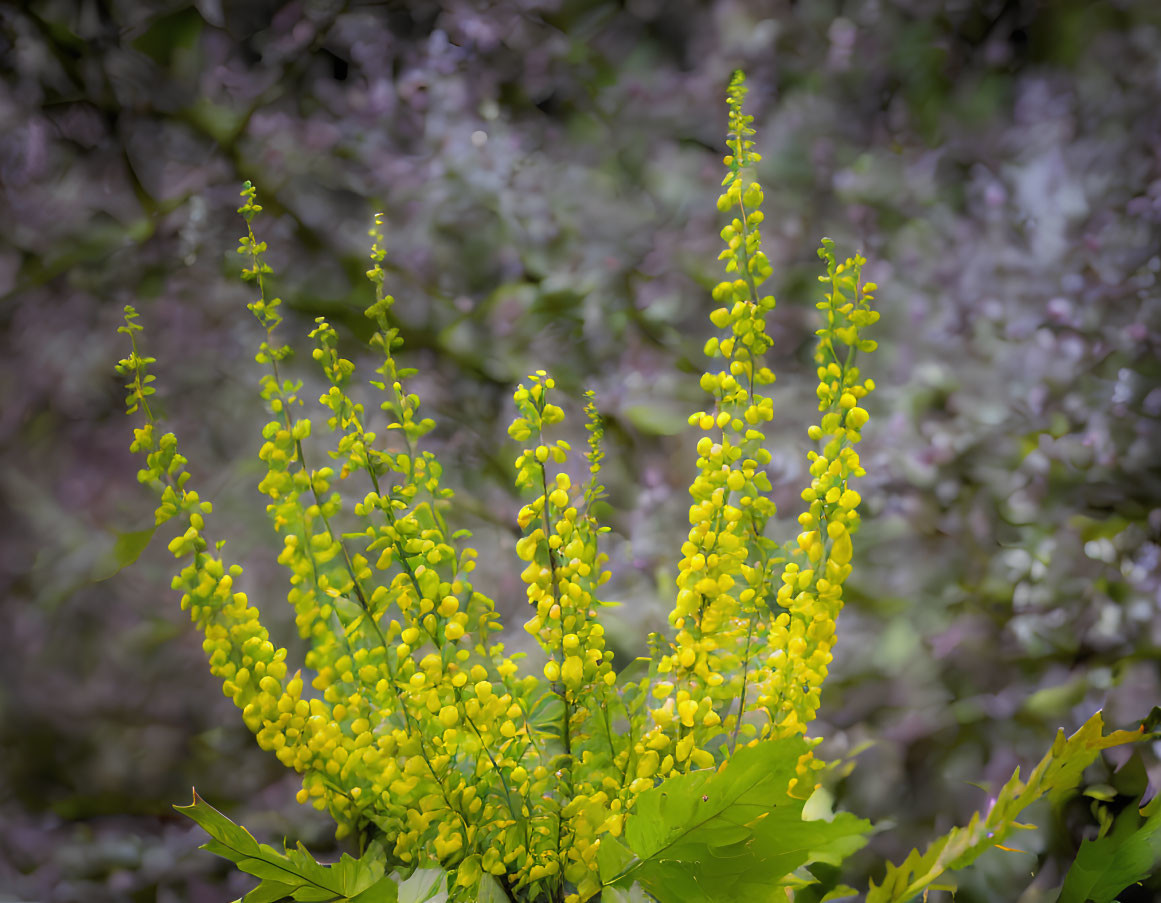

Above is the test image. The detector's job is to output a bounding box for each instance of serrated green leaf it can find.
[867,711,1152,903]
[1058,792,1161,903]
[605,736,871,903]
[176,789,397,902]
[176,791,263,860]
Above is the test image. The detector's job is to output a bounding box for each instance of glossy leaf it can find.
[1058,792,1161,903]
[601,736,871,903]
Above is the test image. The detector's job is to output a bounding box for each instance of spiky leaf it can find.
[601,736,871,903]
[175,789,400,903]
[867,711,1150,903]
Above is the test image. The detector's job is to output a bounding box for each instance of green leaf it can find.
[867,711,1151,903]
[614,657,652,689]
[243,882,299,903]
[601,883,654,903]
[175,790,398,902]
[397,868,448,903]
[1058,793,1161,903]
[349,876,405,903]
[92,526,157,582]
[475,874,510,903]
[597,834,637,886]
[788,861,861,903]
[604,736,871,903]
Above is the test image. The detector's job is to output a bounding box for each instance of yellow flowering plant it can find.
[116,72,1156,903]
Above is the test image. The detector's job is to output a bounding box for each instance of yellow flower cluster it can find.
[634,72,879,798]
[616,73,782,792]
[505,372,627,899]
[120,70,879,902]
[754,240,878,756]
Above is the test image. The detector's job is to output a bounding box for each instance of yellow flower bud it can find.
[830,532,853,565]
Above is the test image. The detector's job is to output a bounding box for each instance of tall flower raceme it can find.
[635,74,881,800]
[116,71,1155,903]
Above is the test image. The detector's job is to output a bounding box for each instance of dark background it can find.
[2,1,1159,901]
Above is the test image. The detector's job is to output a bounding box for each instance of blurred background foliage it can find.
[1,1,1159,900]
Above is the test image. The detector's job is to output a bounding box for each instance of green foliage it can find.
[597,735,870,902]
[1058,791,1161,903]
[115,71,1154,903]
[866,712,1149,903]
[176,789,405,903]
